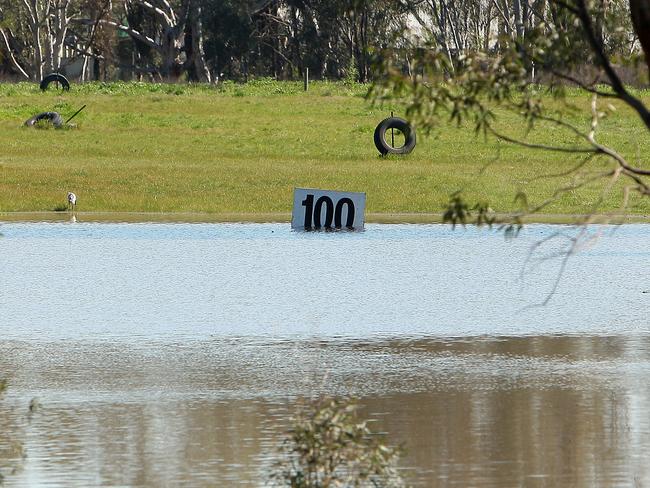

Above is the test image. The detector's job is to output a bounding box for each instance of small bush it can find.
[345,60,359,86]
[271,397,406,488]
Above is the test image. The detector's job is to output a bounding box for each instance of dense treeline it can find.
[0,0,642,84]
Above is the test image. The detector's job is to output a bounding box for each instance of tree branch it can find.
[587,95,650,176]
[0,28,30,79]
[63,40,105,60]
[547,69,617,98]
[527,153,596,182]
[73,18,160,51]
[487,125,597,153]
[572,0,650,131]
[128,0,174,27]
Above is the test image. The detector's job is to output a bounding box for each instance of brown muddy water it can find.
[1,222,649,487]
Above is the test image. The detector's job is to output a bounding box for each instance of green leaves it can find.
[442,191,523,238]
[442,191,471,228]
[370,45,537,144]
[443,191,495,229]
[370,1,650,227]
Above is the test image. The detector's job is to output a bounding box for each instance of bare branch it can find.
[577,166,623,224]
[571,0,650,131]
[63,40,105,60]
[547,69,617,98]
[527,153,596,182]
[521,225,601,308]
[539,232,580,305]
[76,18,160,50]
[621,168,650,195]
[158,0,177,22]
[487,125,597,154]
[587,95,650,176]
[0,28,30,79]
[130,0,174,27]
[259,40,296,68]
[528,169,617,214]
[20,0,36,25]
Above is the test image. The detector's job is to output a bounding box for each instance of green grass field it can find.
[1,79,650,221]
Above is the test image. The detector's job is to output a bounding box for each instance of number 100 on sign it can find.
[292,188,366,230]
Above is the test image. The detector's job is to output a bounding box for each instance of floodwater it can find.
[1,222,649,487]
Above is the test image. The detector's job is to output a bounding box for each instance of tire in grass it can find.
[373,117,416,155]
[24,112,64,128]
[40,73,70,91]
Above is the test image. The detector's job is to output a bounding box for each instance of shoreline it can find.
[3,211,650,224]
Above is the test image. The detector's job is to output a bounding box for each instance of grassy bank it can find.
[1,80,650,219]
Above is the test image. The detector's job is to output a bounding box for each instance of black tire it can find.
[40,73,70,91]
[24,112,64,128]
[373,117,416,155]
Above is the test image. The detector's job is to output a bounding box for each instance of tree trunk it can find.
[185,0,211,82]
[513,0,524,39]
[630,0,650,77]
[161,26,182,79]
[29,0,46,80]
[51,0,70,73]
[359,9,368,82]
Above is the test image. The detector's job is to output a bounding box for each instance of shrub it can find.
[271,397,405,487]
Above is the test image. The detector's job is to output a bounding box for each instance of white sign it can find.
[292,188,366,230]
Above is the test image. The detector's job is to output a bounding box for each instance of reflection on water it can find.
[1,223,650,486]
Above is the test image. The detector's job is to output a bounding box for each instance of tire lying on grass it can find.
[24,112,64,128]
[40,73,70,91]
[373,117,416,155]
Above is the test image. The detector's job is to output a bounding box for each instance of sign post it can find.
[292,188,366,230]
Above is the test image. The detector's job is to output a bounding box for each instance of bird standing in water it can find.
[67,192,77,211]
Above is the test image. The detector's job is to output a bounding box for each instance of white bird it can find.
[67,192,77,211]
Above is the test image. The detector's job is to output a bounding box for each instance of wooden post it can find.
[304,67,309,91]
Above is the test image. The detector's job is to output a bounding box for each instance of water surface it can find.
[1,222,649,487]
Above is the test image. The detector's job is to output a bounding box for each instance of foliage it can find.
[345,59,359,87]
[371,0,650,230]
[271,398,405,488]
[201,0,254,79]
[1,0,641,85]
[0,0,88,81]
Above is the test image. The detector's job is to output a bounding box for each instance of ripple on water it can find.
[2,223,650,487]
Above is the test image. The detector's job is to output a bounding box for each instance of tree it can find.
[373,0,650,236]
[200,0,255,81]
[249,0,409,82]
[406,0,496,68]
[0,0,80,80]
[74,0,211,81]
[64,0,115,81]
